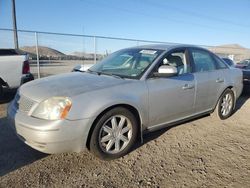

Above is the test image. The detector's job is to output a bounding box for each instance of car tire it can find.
[0,85,3,100]
[211,88,235,120]
[89,107,138,160]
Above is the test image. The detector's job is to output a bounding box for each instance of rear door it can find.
[189,48,226,113]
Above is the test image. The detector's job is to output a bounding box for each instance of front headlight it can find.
[32,97,72,120]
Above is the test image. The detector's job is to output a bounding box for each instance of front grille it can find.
[14,93,35,114]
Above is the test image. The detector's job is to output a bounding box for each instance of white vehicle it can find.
[72,64,93,72]
[0,49,33,98]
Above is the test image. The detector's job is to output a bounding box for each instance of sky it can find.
[1,0,250,53]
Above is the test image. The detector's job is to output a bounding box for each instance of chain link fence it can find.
[1,28,249,79]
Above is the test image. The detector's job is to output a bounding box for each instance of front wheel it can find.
[211,88,235,120]
[89,107,138,160]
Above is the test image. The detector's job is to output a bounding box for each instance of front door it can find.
[146,49,195,129]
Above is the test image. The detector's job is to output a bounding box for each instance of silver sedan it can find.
[7,45,243,160]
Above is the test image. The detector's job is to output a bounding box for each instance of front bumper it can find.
[7,101,94,154]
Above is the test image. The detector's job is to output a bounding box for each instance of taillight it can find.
[22,60,30,74]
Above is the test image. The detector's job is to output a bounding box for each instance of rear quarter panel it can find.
[223,68,243,99]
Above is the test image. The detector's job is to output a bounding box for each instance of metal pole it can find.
[82,26,85,64]
[12,0,19,49]
[35,32,40,79]
[94,36,97,64]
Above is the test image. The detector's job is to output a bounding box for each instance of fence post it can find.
[35,32,40,79]
[94,36,97,64]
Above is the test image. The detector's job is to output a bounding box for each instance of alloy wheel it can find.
[221,93,233,116]
[98,115,132,154]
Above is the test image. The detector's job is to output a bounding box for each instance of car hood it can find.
[19,72,131,102]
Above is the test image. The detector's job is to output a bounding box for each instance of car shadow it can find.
[0,90,47,177]
[0,116,47,177]
[234,92,250,112]
[132,93,250,153]
[131,117,203,153]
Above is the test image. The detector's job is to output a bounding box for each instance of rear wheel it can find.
[212,89,235,120]
[89,107,138,160]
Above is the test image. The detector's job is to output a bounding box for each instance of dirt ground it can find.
[0,92,250,188]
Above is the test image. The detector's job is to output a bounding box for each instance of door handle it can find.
[182,84,194,90]
[216,78,224,83]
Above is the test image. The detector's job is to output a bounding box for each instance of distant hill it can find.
[19,44,250,62]
[209,44,250,62]
[71,51,105,60]
[19,46,105,60]
[20,46,65,58]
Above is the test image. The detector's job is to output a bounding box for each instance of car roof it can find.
[130,44,206,51]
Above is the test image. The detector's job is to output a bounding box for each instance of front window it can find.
[157,50,191,75]
[89,48,163,79]
[214,56,228,69]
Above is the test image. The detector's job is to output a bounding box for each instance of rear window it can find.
[214,56,228,69]
[191,49,216,72]
[0,49,25,56]
[222,58,234,66]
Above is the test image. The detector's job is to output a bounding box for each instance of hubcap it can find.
[221,93,233,116]
[98,115,132,154]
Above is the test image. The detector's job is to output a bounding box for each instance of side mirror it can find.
[153,65,178,77]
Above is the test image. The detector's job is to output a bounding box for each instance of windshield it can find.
[89,48,163,79]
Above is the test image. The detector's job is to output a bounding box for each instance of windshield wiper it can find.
[107,73,125,79]
[88,70,125,79]
[87,69,102,75]
[99,72,124,79]
[88,69,124,79]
